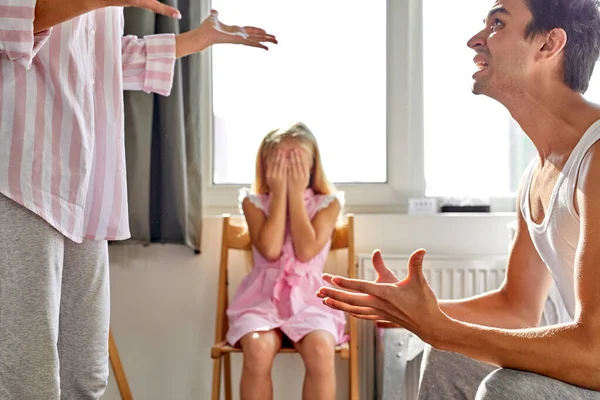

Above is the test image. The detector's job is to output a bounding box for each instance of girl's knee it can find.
[300,332,336,373]
[241,333,280,373]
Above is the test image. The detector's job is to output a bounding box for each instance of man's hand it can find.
[318,249,447,341]
[176,10,278,58]
[321,250,400,322]
[370,250,401,283]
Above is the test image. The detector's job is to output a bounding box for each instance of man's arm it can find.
[33,0,180,33]
[432,145,600,390]
[440,192,553,329]
[319,150,600,388]
[378,183,552,330]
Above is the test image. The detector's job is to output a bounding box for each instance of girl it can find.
[226,122,346,400]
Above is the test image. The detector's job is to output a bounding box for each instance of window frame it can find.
[199,0,517,215]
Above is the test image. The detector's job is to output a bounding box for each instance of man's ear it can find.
[537,28,567,62]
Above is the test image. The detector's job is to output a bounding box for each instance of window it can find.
[423,0,600,198]
[211,0,387,186]
[203,0,600,214]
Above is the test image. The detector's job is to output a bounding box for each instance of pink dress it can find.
[226,188,347,346]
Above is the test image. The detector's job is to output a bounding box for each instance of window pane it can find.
[424,1,600,198]
[423,0,521,197]
[211,0,387,185]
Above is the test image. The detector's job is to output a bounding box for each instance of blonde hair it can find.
[251,122,336,195]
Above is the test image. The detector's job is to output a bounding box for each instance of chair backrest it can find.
[223,216,252,251]
[213,213,356,345]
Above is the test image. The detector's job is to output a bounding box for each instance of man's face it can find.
[467,0,538,98]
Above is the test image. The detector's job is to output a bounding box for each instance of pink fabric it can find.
[226,188,347,346]
[0,4,176,242]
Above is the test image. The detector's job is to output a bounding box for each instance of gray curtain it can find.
[123,1,203,252]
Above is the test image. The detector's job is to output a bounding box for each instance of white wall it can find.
[103,213,514,400]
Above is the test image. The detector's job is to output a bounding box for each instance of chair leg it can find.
[212,358,222,400]
[349,347,359,400]
[108,329,133,400]
[224,354,233,400]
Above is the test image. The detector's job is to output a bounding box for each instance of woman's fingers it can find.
[133,0,182,19]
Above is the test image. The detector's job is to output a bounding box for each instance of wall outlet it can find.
[408,198,438,214]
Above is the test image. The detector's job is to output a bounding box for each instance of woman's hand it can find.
[108,0,182,19]
[287,149,311,196]
[176,10,278,58]
[266,150,288,196]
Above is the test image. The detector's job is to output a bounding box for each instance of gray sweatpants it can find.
[418,345,600,399]
[0,195,110,399]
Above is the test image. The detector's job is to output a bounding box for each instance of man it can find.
[0,1,276,399]
[318,0,600,398]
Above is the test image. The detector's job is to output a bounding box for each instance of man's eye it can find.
[491,18,504,30]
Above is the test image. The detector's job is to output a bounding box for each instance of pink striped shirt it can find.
[0,3,176,242]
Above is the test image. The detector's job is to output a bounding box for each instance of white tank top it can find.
[521,120,600,321]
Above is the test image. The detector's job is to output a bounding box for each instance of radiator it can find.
[357,253,507,400]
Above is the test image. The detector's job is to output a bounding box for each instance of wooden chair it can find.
[210,213,359,400]
[109,328,133,400]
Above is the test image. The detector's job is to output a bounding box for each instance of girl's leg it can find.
[294,330,336,400]
[239,330,283,400]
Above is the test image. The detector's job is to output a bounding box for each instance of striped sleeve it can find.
[0,1,52,69]
[121,33,176,96]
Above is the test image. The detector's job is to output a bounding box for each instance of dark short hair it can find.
[524,0,600,93]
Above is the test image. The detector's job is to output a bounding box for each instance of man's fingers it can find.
[375,320,403,328]
[136,0,181,19]
[322,273,335,285]
[321,297,384,317]
[407,248,427,281]
[323,273,360,292]
[372,250,400,283]
[351,313,388,321]
[317,287,375,308]
[321,274,390,298]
